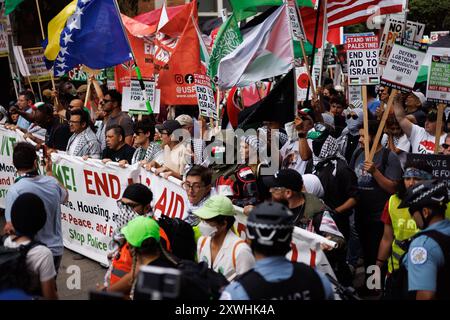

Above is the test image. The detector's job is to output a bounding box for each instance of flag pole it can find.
[112,0,153,115]
[284,0,299,117]
[293,0,316,99]
[318,0,328,88]
[306,0,322,102]
[34,0,59,106]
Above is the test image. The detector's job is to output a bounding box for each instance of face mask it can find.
[198,221,218,237]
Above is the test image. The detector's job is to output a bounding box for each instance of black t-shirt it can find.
[45,117,72,151]
[102,144,135,163]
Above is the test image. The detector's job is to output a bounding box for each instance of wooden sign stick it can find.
[362,85,370,160]
[434,103,446,154]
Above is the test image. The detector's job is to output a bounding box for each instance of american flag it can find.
[327,0,405,28]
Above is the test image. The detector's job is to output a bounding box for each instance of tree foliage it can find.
[407,0,450,34]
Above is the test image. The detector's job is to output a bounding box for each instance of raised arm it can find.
[393,93,413,137]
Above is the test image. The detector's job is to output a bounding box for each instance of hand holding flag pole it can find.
[112,0,153,115]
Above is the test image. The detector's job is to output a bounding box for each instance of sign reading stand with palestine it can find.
[381,41,427,92]
[346,35,379,85]
[426,55,450,104]
[194,74,217,120]
[121,79,160,114]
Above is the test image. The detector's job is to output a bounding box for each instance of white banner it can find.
[286,0,306,41]
[13,45,31,77]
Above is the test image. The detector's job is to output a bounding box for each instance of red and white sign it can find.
[345,35,379,85]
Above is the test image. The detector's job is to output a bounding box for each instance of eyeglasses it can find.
[101,99,112,105]
[182,182,205,192]
[347,114,359,120]
[442,143,450,150]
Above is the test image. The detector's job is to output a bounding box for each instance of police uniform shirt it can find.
[220,256,335,300]
[403,219,450,292]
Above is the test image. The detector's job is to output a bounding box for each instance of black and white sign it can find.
[407,154,450,180]
[346,35,379,85]
[194,74,217,120]
[122,79,160,114]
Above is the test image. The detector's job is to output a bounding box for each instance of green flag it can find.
[207,14,243,83]
[229,0,314,21]
[5,0,25,15]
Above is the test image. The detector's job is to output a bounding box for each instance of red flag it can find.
[155,2,201,105]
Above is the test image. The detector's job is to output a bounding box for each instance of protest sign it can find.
[346,35,379,85]
[381,43,426,91]
[194,74,217,119]
[405,21,425,42]
[22,47,51,82]
[335,44,348,74]
[121,79,160,114]
[287,0,306,41]
[406,153,449,180]
[426,55,450,104]
[348,85,363,108]
[68,66,107,82]
[0,127,22,208]
[295,66,312,102]
[430,31,450,44]
[0,21,8,58]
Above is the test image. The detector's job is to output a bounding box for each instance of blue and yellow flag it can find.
[43,0,132,76]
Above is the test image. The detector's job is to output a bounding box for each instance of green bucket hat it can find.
[121,216,160,247]
[193,195,235,220]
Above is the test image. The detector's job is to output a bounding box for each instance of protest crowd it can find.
[0,0,450,302]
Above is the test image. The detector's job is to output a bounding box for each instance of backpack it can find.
[175,259,229,300]
[0,235,42,294]
[157,215,197,262]
[384,230,450,300]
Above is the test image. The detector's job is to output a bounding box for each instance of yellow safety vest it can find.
[388,195,450,273]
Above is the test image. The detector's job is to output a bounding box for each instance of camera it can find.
[134,265,181,300]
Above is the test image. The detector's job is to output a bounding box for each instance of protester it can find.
[3,142,68,271]
[15,91,35,130]
[393,93,446,154]
[101,90,133,146]
[195,195,255,281]
[66,109,101,158]
[394,180,450,300]
[183,165,214,226]
[34,103,72,151]
[441,133,450,155]
[220,201,334,300]
[145,120,191,180]
[2,193,58,299]
[404,92,427,127]
[328,95,347,137]
[102,125,136,163]
[175,114,205,165]
[381,114,411,169]
[337,108,364,163]
[120,118,161,166]
[350,120,402,294]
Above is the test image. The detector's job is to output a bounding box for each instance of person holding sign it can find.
[393,93,446,154]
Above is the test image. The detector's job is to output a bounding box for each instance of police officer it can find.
[397,179,450,300]
[220,201,334,300]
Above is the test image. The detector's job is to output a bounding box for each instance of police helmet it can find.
[246,201,294,247]
[398,179,448,212]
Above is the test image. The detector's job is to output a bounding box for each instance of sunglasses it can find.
[442,143,450,150]
[346,114,359,120]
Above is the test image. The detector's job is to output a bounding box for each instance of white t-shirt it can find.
[381,133,411,168]
[409,124,446,154]
[3,237,56,283]
[279,138,313,175]
[197,230,255,282]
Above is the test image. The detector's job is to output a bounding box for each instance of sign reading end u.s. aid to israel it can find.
[346,35,380,86]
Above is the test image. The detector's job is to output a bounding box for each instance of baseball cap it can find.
[175,114,193,127]
[121,216,160,247]
[263,169,303,192]
[193,195,235,220]
[411,91,426,107]
[122,183,153,206]
[156,120,182,135]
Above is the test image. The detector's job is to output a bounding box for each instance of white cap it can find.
[175,114,193,127]
[411,91,426,107]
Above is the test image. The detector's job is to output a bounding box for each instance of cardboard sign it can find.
[348,85,363,108]
[121,79,160,114]
[406,153,450,180]
[0,21,8,58]
[335,44,348,74]
[194,74,217,120]
[22,47,51,82]
[381,43,426,91]
[295,66,312,102]
[287,0,306,41]
[427,55,450,104]
[405,21,426,42]
[430,31,450,44]
[346,35,379,85]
